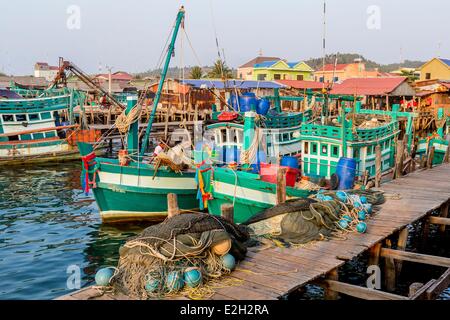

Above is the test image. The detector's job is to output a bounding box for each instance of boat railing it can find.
[0,95,71,112]
[301,121,398,142]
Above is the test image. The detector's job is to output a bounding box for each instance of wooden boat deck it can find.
[57,164,450,301]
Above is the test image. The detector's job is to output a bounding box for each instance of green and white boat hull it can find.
[200,166,313,223]
[78,143,198,223]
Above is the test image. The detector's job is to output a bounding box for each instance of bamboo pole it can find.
[375,145,382,188]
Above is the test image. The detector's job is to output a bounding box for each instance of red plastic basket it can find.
[260,163,299,187]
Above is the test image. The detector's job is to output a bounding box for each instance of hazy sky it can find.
[1,0,448,75]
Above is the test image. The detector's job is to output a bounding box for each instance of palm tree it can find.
[190,66,203,79]
[208,59,232,79]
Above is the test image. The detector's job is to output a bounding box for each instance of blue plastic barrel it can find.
[280,156,299,169]
[256,99,271,115]
[239,93,258,112]
[336,157,357,190]
[228,94,240,111]
[251,150,267,173]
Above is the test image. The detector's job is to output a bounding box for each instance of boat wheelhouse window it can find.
[29,113,40,121]
[321,144,328,156]
[16,114,27,122]
[8,135,19,141]
[45,131,56,138]
[41,112,52,120]
[332,145,339,157]
[33,133,44,140]
[353,148,360,158]
[2,115,14,122]
[21,134,32,141]
[304,142,309,154]
[311,142,318,154]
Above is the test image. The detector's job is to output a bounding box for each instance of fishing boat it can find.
[300,102,415,180]
[197,111,315,223]
[78,7,199,223]
[416,108,449,165]
[0,89,83,165]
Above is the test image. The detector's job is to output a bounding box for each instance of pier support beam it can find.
[439,202,449,234]
[324,268,339,300]
[384,239,396,292]
[395,228,409,277]
[375,145,382,187]
[427,146,435,169]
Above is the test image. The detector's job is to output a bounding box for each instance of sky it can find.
[0,0,449,75]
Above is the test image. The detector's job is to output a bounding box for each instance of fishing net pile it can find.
[243,190,385,245]
[110,213,249,299]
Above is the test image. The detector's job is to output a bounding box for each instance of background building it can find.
[34,62,59,82]
[418,58,450,81]
[314,61,382,83]
[252,60,314,81]
[237,56,280,80]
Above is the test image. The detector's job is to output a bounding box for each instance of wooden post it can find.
[408,283,425,298]
[393,139,404,179]
[439,202,449,235]
[384,239,396,292]
[420,155,427,169]
[276,167,287,205]
[324,268,339,300]
[395,228,409,277]
[221,204,234,223]
[375,145,382,188]
[421,216,431,251]
[167,193,180,218]
[427,146,435,169]
[368,242,382,266]
[444,146,450,164]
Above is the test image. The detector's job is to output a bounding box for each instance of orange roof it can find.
[317,63,350,72]
[330,77,409,96]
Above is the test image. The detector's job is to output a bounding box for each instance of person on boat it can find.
[145,142,166,164]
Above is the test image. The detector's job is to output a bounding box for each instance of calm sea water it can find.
[0,162,146,300]
[0,161,448,300]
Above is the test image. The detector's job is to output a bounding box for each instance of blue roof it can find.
[180,79,284,89]
[254,60,278,68]
[287,61,300,68]
[0,89,23,99]
[440,58,450,67]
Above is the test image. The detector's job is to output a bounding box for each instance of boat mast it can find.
[140,6,186,158]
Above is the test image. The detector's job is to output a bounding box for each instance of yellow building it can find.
[252,60,314,81]
[419,58,450,81]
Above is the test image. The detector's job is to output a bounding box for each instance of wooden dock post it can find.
[221,204,234,223]
[375,145,382,187]
[393,139,405,179]
[444,146,450,164]
[276,167,287,205]
[167,193,180,218]
[395,228,409,277]
[427,146,435,169]
[384,239,396,292]
[324,268,339,300]
[368,243,382,267]
[439,202,449,235]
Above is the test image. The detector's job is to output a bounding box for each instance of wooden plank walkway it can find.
[58,164,450,301]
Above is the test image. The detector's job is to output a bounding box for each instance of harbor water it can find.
[0,161,449,300]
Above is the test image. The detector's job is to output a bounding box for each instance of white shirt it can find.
[154,145,164,156]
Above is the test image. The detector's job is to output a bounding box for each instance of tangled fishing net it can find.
[243,190,385,245]
[111,213,249,299]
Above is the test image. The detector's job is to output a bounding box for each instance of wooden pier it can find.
[58,164,450,301]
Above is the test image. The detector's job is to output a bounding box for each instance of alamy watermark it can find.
[367,5,381,30]
[66,265,81,290]
[67,5,81,30]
